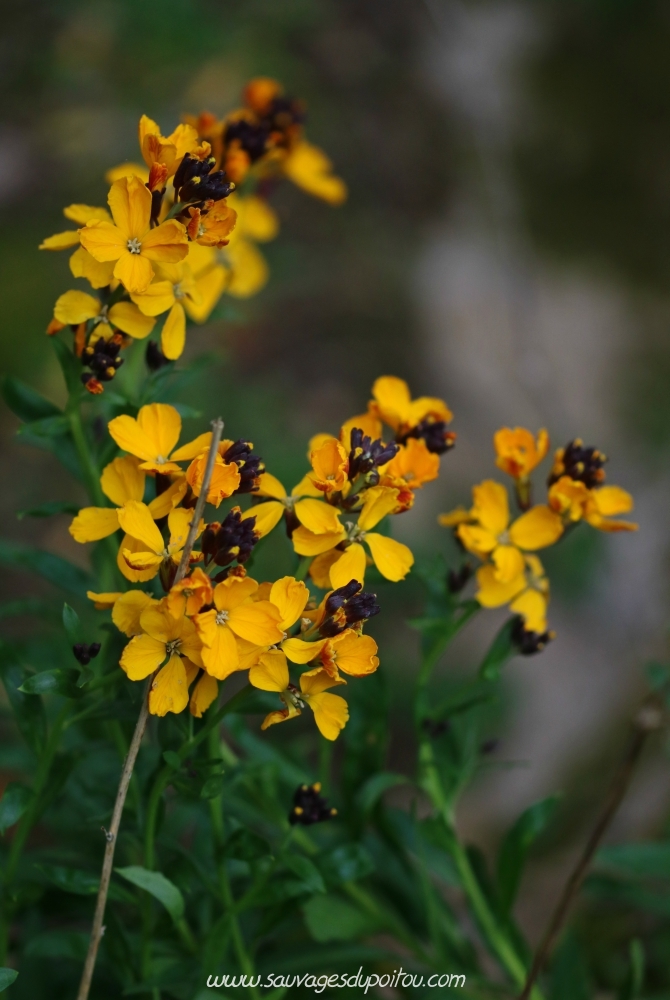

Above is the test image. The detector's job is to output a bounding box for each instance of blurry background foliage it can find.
[2,0,670,997]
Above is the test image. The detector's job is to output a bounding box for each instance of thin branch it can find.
[76,418,224,1000]
[519,700,663,1000]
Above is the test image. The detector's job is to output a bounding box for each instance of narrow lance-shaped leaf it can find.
[2,375,61,422]
[115,866,185,922]
[0,969,18,992]
[0,539,92,597]
[478,617,517,682]
[497,794,560,913]
[0,784,33,835]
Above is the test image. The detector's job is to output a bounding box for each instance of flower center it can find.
[215,610,229,625]
[173,282,184,299]
[127,237,142,254]
[156,455,166,465]
[498,529,511,545]
[165,639,181,656]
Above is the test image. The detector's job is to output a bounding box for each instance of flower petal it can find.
[292,525,346,556]
[114,251,154,294]
[282,636,327,664]
[120,633,166,680]
[249,649,289,692]
[139,604,181,643]
[108,301,155,339]
[108,175,151,238]
[475,565,526,608]
[190,672,218,718]
[112,590,155,637]
[509,589,548,634]
[54,290,100,325]
[101,456,145,506]
[79,221,127,262]
[213,576,259,612]
[130,281,176,317]
[69,246,116,288]
[149,655,189,716]
[117,534,160,582]
[141,220,189,262]
[228,601,284,645]
[269,576,309,630]
[330,630,379,676]
[509,506,564,550]
[328,542,367,590]
[69,506,119,543]
[138,403,182,463]
[256,472,287,499]
[197,617,240,680]
[161,302,186,360]
[472,480,509,536]
[357,486,400,531]
[294,497,343,534]
[40,230,81,250]
[306,692,349,740]
[593,486,634,517]
[241,500,283,538]
[492,544,525,584]
[117,501,165,554]
[364,532,414,582]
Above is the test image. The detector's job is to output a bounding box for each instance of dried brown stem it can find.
[76,418,224,1000]
[519,700,663,1000]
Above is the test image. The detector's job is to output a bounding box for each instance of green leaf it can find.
[0,539,92,596]
[16,425,82,481]
[52,335,84,396]
[302,894,380,942]
[282,853,326,894]
[19,668,81,698]
[0,783,33,835]
[478,617,517,681]
[36,864,99,895]
[200,774,225,799]
[62,603,81,645]
[0,653,47,753]
[222,828,272,862]
[24,930,89,961]
[16,414,70,437]
[17,500,80,520]
[318,844,375,887]
[0,969,18,992]
[115,866,185,921]
[596,841,670,879]
[549,932,590,1000]
[162,750,182,770]
[2,375,61,422]
[618,939,644,1000]
[497,795,560,913]
[356,772,408,815]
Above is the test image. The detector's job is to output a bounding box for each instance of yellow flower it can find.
[453,480,564,583]
[309,438,349,496]
[108,402,212,474]
[494,427,549,480]
[166,567,214,618]
[120,603,202,716]
[380,437,439,490]
[282,141,347,206]
[297,485,414,589]
[80,176,189,294]
[185,199,237,248]
[475,554,550,633]
[369,376,452,438]
[53,290,155,342]
[118,503,197,580]
[138,115,202,178]
[250,650,349,741]
[548,476,637,532]
[185,448,241,506]
[240,471,342,538]
[111,590,157,636]
[194,575,284,681]
[40,204,117,289]
[130,262,204,360]
[282,628,379,680]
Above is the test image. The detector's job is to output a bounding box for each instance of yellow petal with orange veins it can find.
[310,550,342,589]
[457,524,498,554]
[112,590,155,637]
[190,672,218,718]
[282,636,328,665]
[161,301,186,360]
[117,534,160,583]
[199,621,240,680]
[63,204,111,225]
[149,655,189,716]
[79,221,128,262]
[108,302,155,339]
[226,239,269,297]
[54,290,100,325]
[107,176,150,238]
[120,633,166,680]
[141,220,189,262]
[292,525,346,556]
[509,506,563,550]
[213,576,259,612]
[475,565,526,608]
[118,501,165,554]
[228,601,284,645]
[357,486,401,531]
[40,230,81,250]
[593,486,634,517]
[261,706,299,730]
[138,402,182,464]
[329,542,367,590]
[123,549,163,570]
[472,480,510,537]
[114,251,154,294]
[492,544,525,584]
[269,577,309,630]
[130,281,175,317]
[69,506,120,543]
[307,692,349,740]
[509,589,548,634]
[294,498,342,535]
[147,477,187,519]
[331,630,379,676]
[69,246,115,288]
[87,590,122,610]
[365,532,414,582]
[101,456,145,506]
[241,500,283,537]
[249,649,290,692]
[255,472,287,499]
[438,507,471,527]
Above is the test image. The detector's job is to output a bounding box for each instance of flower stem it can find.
[518,700,663,1000]
[76,419,225,1000]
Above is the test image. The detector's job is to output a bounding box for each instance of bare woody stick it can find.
[76,418,224,1000]
[518,700,663,1000]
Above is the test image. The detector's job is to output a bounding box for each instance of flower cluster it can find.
[77,375,450,734]
[440,427,636,647]
[40,78,346,388]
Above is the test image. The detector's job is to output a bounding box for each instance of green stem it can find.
[417,602,480,691]
[294,556,313,582]
[207,729,260,999]
[343,882,432,965]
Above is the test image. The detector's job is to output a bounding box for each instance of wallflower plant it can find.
[0,88,657,1000]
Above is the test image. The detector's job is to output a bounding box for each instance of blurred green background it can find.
[1,0,670,980]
